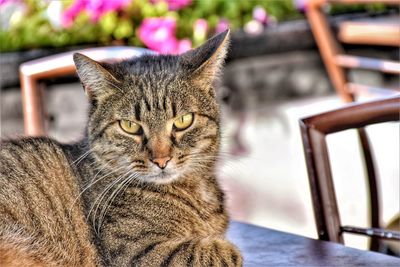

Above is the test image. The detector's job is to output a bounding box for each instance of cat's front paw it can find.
[198,239,243,267]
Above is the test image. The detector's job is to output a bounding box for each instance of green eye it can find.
[119,120,142,134]
[173,113,194,131]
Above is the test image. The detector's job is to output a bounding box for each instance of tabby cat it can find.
[0,30,242,266]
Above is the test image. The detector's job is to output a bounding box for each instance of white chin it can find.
[143,172,180,185]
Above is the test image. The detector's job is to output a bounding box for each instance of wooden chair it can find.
[306,0,400,102]
[19,46,152,136]
[306,0,399,252]
[300,96,400,252]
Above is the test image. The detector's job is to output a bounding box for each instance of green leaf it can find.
[114,19,134,40]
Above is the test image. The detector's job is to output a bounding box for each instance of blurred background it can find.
[1,0,399,254]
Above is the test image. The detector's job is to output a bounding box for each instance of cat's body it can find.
[0,30,242,266]
[0,138,99,266]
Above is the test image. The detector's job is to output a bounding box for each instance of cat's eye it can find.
[173,113,194,131]
[119,120,142,134]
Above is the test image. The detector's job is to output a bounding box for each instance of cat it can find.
[0,29,242,266]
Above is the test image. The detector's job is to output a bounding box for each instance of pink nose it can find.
[151,156,171,169]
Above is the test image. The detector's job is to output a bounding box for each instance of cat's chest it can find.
[119,184,223,219]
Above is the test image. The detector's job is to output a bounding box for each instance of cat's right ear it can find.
[73,53,121,100]
[179,29,230,88]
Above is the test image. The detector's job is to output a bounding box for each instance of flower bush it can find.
[0,0,388,53]
[62,0,132,27]
[138,17,191,54]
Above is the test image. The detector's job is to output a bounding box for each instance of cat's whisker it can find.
[185,151,232,159]
[185,156,245,176]
[81,164,126,219]
[184,151,251,169]
[184,155,230,164]
[71,148,93,166]
[189,156,241,171]
[89,167,134,233]
[89,175,124,227]
[68,159,120,214]
[96,167,136,224]
[219,149,264,162]
[97,171,141,233]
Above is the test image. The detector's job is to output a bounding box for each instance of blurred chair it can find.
[300,96,400,253]
[306,0,400,252]
[19,46,152,136]
[306,0,400,102]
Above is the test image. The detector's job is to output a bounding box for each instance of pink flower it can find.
[193,18,208,43]
[216,18,229,33]
[138,17,191,54]
[293,0,308,12]
[138,17,176,53]
[253,6,269,25]
[0,0,18,5]
[151,0,192,11]
[177,38,192,54]
[61,0,130,28]
[194,19,208,35]
[244,20,263,35]
[61,0,84,27]
[165,0,191,10]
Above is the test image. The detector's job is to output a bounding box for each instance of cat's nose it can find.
[151,156,171,169]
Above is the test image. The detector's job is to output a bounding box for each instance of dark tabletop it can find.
[227,221,400,267]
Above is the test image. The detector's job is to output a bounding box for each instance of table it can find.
[227,221,400,267]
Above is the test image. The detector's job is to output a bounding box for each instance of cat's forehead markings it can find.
[142,94,152,112]
[172,102,177,117]
[134,103,141,121]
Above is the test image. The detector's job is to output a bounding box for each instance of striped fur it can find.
[0,138,99,266]
[0,30,242,266]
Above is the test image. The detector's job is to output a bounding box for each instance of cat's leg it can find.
[192,238,243,267]
[0,240,47,267]
[127,238,242,267]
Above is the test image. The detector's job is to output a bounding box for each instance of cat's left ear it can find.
[73,53,121,100]
[179,29,230,87]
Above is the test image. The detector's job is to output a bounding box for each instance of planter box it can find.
[1,13,397,89]
[228,19,316,61]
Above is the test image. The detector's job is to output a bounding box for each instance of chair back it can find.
[306,0,400,102]
[300,96,400,250]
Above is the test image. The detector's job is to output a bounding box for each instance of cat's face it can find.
[74,30,229,184]
[85,67,220,185]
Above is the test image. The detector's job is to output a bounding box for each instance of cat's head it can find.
[74,30,229,185]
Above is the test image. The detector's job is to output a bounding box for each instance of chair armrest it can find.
[19,46,153,79]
